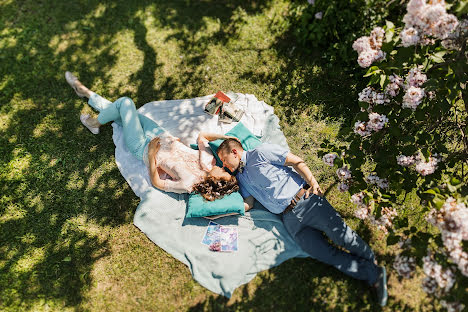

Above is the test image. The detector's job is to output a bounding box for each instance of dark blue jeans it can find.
[282,194,378,285]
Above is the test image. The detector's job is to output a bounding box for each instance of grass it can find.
[0,0,451,311]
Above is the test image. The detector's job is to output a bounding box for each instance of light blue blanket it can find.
[112,95,308,297]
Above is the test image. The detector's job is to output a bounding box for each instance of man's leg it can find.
[293,226,378,285]
[298,195,376,262]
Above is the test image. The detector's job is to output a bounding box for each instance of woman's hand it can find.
[148,137,161,158]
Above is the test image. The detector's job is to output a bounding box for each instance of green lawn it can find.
[0,0,441,311]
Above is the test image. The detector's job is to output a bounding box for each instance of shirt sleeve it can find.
[238,180,251,199]
[257,143,289,165]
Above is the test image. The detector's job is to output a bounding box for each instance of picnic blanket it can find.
[112,94,308,297]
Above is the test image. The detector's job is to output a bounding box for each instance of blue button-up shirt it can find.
[236,143,306,214]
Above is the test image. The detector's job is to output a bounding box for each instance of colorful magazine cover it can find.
[201,221,238,252]
[201,221,221,246]
[204,91,244,123]
[204,91,231,115]
[219,226,238,252]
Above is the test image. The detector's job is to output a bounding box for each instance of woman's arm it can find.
[148,138,166,190]
[197,135,215,171]
[198,132,239,142]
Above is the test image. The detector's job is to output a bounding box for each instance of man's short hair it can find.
[217,138,242,156]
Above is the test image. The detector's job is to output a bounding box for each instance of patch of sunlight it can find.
[230,1,290,50]
[5,149,31,180]
[0,202,26,222]
[32,114,61,138]
[26,193,44,212]
[66,171,85,190]
[13,247,46,273]
[0,247,18,269]
[49,213,58,226]
[90,2,107,19]
[0,30,17,49]
[104,29,144,93]
[48,31,83,55]
[107,178,118,188]
[85,159,116,192]
[19,232,37,244]
[191,16,222,42]
[59,215,105,242]
[0,111,12,132]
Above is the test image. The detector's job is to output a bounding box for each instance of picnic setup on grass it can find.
[112,92,308,297]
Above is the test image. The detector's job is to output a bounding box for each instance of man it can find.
[217,139,388,306]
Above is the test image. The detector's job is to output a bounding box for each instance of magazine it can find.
[221,92,244,122]
[204,91,230,115]
[204,91,244,123]
[201,221,238,252]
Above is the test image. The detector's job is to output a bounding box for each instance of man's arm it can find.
[243,195,254,212]
[284,152,323,196]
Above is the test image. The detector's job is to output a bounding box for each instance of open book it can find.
[204,91,244,124]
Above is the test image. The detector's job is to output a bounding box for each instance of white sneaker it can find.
[80,114,99,135]
[65,71,88,98]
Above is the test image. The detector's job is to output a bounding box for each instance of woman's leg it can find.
[88,93,114,112]
[97,97,148,160]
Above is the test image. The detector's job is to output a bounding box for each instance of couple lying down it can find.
[65,72,388,307]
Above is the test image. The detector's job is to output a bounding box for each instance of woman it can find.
[65,72,238,200]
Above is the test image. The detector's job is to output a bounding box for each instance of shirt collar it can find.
[241,150,247,163]
[238,150,247,174]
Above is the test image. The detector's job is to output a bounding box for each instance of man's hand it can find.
[285,152,323,197]
[305,183,323,198]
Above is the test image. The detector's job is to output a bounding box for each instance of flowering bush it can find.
[319,0,467,306]
[290,0,402,65]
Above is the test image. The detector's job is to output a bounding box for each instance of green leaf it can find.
[385,20,395,30]
[450,177,461,186]
[363,66,381,77]
[379,74,387,88]
[430,53,445,63]
[433,197,445,209]
[423,189,438,196]
[387,234,400,246]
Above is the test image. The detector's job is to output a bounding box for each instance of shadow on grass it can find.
[186,256,417,312]
[1,0,431,310]
[0,0,272,309]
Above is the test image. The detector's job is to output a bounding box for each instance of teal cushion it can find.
[186,192,245,218]
[186,122,260,218]
[209,122,262,168]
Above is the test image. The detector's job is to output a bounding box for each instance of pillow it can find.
[186,192,245,218]
[209,122,262,168]
[186,122,260,218]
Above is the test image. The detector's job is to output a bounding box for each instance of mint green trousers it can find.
[88,93,164,160]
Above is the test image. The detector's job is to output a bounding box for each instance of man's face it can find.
[218,149,240,172]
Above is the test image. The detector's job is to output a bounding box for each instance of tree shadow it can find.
[0,0,272,309]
